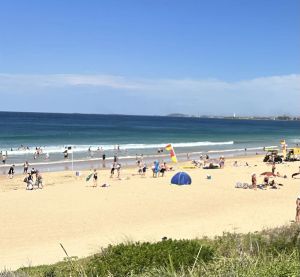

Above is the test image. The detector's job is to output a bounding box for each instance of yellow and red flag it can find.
[165,144,178,163]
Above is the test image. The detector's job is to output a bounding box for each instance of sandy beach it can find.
[0,155,299,270]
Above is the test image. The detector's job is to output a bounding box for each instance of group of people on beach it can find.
[7,162,43,190]
[151,161,173,177]
[191,155,225,169]
[23,168,43,190]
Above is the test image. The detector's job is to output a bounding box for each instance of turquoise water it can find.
[0,111,299,169]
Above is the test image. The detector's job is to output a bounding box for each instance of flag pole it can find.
[71,146,74,171]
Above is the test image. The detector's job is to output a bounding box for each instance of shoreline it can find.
[0,147,269,175]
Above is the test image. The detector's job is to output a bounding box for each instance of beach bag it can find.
[23,177,28,183]
[235,182,243,188]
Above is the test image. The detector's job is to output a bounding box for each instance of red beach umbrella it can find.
[260,172,276,177]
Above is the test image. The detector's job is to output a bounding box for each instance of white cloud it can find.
[0,73,143,90]
[0,73,299,115]
[0,73,299,93]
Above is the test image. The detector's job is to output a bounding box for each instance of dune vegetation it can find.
[2,223,299,277]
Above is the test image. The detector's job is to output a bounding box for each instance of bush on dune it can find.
[85,239,214,276]
[13,224,300,277]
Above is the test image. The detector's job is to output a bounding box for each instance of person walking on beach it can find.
[2,154,7,164]
[23,161,29,174]
[251,174,257,190]
[102,153,106,167]
[110,162,116,178]
[116,163,121,179]
[113,154,118,163]
[8,165,15,179]
[296,196,300,223]
[26,173,34,190]
[36,172,43,189]
[93,169,98,187]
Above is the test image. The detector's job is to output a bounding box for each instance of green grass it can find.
[5,224,300,277]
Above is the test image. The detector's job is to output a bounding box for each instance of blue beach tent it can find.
[171,172,192,185]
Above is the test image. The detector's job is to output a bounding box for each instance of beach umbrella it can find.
[260,172,276,177]
[171,172,192,185]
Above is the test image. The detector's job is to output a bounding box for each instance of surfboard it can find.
[86,173,93,181]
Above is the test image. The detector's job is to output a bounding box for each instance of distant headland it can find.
[166,113,300,121]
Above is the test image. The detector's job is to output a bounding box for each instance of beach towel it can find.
[235,182,250,189]
[86,173,93,182]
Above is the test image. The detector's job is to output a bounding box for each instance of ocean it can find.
[0,111,299,173]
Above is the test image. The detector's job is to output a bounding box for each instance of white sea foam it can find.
[2,141,235,156]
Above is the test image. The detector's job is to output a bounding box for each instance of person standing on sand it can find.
[23,161,29,174]
[8,165,15,179]
[110,162,116,178]
[93,169,98,187]
[116,163,121,179]
[102,153,106,167]
[272,162,276,174]
[296,196,300,223]
[2,154,7,164]
[251,174,257,190]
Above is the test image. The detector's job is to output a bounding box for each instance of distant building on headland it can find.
[166,113,300,121]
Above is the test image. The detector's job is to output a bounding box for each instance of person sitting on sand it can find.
[251,174,257,190]
[263,176,269,187]
[276,172,287,178]
[159,162,166,177]
[233,161,238,167]
[269,180,278,189]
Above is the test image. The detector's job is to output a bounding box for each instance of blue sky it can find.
[0,0,299,115]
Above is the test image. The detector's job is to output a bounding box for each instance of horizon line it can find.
[0,110,299,119]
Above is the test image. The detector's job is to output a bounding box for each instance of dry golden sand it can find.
[0,156,299,270]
